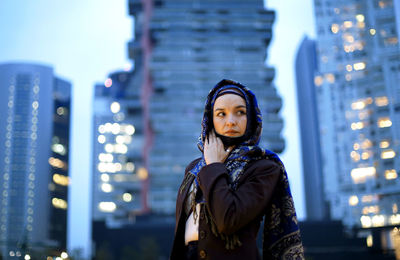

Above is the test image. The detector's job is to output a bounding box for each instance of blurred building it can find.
[312,0,400,254]
[295,36,328,221]
[128,0,284,215]
[0,63,71,259]
[92,70,148,228]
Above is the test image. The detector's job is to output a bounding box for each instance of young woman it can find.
[170,79,304,260]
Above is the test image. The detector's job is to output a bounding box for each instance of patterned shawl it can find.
[186,79,304,259]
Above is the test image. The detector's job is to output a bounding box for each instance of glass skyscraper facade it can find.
[312,0,400,251]
[128,0,284,215]
[0,63,71,259]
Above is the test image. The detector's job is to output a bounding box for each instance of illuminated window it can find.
[111,123,121,135]
[52,198,67,209]
[57,107,67,116]
[345,74,352,81]
[350,151,361,162]
[346,64,353,71]
[124,124,135,135]
[101,183,113,193]
[138,167,149,180]
[98,125,106,134]
[48,157,66,170]
[351,122,364,130]
[314,76,323,86]
[354,62,366,70]
[361,139,372,149]
[380,140,390,148]
[101,173,110,182]
[126,162,135,172]
[325,73,335,83]
[375,96,388,106]
[378,117,392,128]
[390,215,400,225]
[51,143,66,156]
[371,215,385,227]
[98,153,113,162]
[356,14,365,22]
[381,150,396,159]
[351,100,366,110]
[361,152,370,160]
[53,174,69,186]
[98,135,106,144]
[104,78,112,88]
[122,193,133,202]
[361,215,372,228]
[362,205,379,215]
[331,24,339,33]
[369,28,376,35]
[105,144,114,153]
[110,102,120,113]
[351,167,376,183]
[349,195,359,206]
[343,21,353,28]
[32,101,39,110]
[366,234,373,247]
[385,169,397,180]
[362,195,378,203]
[114,144,128,154]
[98,202,116,212]
[353,143,360,150]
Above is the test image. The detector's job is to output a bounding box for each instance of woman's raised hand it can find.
[204,131,234,165]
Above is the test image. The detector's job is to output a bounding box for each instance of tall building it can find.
[128,0,284,215]
[295,36,328,221]
[313,0,400,252]
[0,63,71,259]
[92,70,147,228]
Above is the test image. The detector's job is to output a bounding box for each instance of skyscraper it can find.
[295,36,328,221]
[0,63,71,259]
[92,70,147,228]
[128,0,284,215]
[312,0,400,250]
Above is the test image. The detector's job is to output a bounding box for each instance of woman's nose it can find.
[226,115,236,125]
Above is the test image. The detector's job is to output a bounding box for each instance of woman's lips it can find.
[224,130,239,135]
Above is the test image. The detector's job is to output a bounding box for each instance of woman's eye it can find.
[216,112,225,117]
[238,110,246,115]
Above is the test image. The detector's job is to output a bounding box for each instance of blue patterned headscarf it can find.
[188,79,304,259]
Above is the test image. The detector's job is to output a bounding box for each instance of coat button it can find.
[199,230,206,239]
[199,250,207,259]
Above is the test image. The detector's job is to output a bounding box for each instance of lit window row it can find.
[98,201,116,212]
[351,98,372,110]
[313,74,335,86]
[49,157,67,170]
[98,123,135,135]
[52,198,67,209]
[361,214,400,228]
[104,143,128,154]
[353,139,372,150]
[378,117,392,128]
[53,173,69,186]
[52,143,67,156]
[362,205,379,215]
[381,149,396,159]
[351,167,376,184]
[98,162,123,173]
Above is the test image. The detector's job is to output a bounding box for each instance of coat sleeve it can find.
[197,159,280,235]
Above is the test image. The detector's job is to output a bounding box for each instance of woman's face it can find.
[213,94,247,137]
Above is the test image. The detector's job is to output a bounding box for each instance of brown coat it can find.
[170,158,280,260]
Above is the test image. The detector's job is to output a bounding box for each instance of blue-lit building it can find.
[311,0,400,254]
[0,63,71,259]
[92,70,147,228]
[295,36,328,221]
[128,0,284,215]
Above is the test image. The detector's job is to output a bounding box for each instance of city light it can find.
[138,167,149,180]
[381,149,396,159]
[122,193,133,202]
[314,75,323,86]
[351,167,376,183]
[375,96,389,106]
[348,195,359,206]
[125,124,135,135]
[52,143,66,156]
[101,183,113,193]
[366,235,373,247]
[61,252,68,259]
[110,101,121,113]
[351,100,366,110]
[378,117,392,128]
[105,78,112,88]
[360,216,372,228]
[331,23,339,33]
[52,198,68,209]
[369,28,376,35]
[385,169,397,180]
[98,135,106,144]
[362,205,379,214]
[390,215,400,225]
[380,140,390,148]
[353,62,366,70]
[356,14,365,22]
[98,202,116,212]
[101,173,110,182]
[371,215,385,227]
[53,174,69,186]
[351,122,364,130]
[49,157,66,170]
[362,195,378,203]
